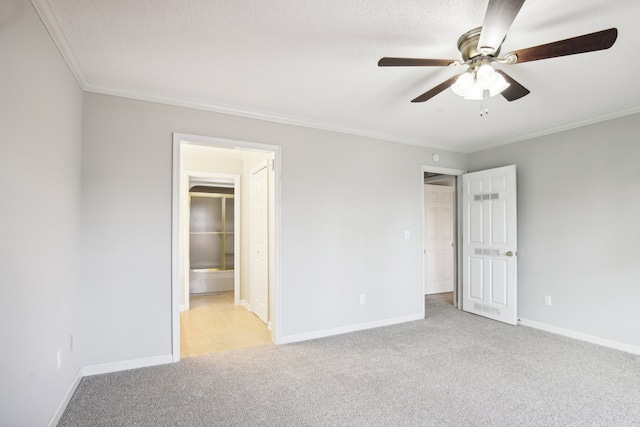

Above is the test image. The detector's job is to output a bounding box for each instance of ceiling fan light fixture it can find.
[452,64,510,100]
[463,84,484,100]
[476,63,498,90]
[451,72,474,96]
[488,72,510,96]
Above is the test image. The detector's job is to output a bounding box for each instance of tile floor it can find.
[180,292,272,358]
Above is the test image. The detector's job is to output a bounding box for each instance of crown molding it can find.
[31,0,89,89]
[82,80,470,153]
[469,105,640,153]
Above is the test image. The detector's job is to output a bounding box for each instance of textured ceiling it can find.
[34,0,640,152]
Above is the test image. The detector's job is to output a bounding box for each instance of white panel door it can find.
[424,184,454,294]
[462,165,517,325]
[251,164,269,324]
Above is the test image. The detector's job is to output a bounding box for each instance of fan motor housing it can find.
[457,27,501,61]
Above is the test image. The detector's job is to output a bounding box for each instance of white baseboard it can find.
[518,318,640,356]
[279,313,425,344]
[47,367,83,427]
[83,354,173,376]
[48,355,173,424]
[239,299,252,311]
[425,286,454,295]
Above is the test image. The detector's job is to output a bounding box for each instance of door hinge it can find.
[269,159,275,171]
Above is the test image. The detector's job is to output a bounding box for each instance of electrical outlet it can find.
[404,230,410,240]
[360,294,366,305]
[544,295,552,306]
[57,349,62,370]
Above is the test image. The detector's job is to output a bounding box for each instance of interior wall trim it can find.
[31,0,89,88]
[49,354,173,425]
[83,354,173,377]
[279,313,425,345]
[47,367,84,427]
[518,318,640,356]
[468,105,640,153]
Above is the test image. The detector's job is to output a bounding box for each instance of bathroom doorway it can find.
[172,134,280,360]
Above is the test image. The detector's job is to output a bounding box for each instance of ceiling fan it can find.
[378,0,617,114]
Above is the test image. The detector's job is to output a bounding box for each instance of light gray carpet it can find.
[59,295,640,426]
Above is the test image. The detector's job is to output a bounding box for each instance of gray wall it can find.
[0,1,83,425]
[468,114,640,347]
[81,92,468,365]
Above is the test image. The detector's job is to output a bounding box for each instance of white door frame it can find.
[172,133,282,362]
[421,165,466,309]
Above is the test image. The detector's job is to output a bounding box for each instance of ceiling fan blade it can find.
[411,74,461,103]
[506,28,617,63]
[378,57,456,67]
[478,0,526,54]
[495,70,530,101]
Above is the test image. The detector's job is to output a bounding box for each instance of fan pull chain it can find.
[480,89,490,117]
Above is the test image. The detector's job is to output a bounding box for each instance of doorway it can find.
[172,134,280,361]
[422,164,519,325]
[424,175,455,297]
[422,165,466,311]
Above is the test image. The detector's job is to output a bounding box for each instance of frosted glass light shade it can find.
[464,85,484,100]
[488,73,510,97]
[451,72,474,97]
[476,64,497,90]
[451,64,509,100]
[451,65,510,100]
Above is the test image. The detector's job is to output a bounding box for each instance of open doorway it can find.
[181,180,271,357]
[424,173,455,307]
[422,164,519,326]
[172,134,280,361]
[422,165,465,312]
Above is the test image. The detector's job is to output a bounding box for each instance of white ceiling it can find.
[34,0,640,152]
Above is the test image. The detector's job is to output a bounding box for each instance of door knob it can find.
[505,251,514,257]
